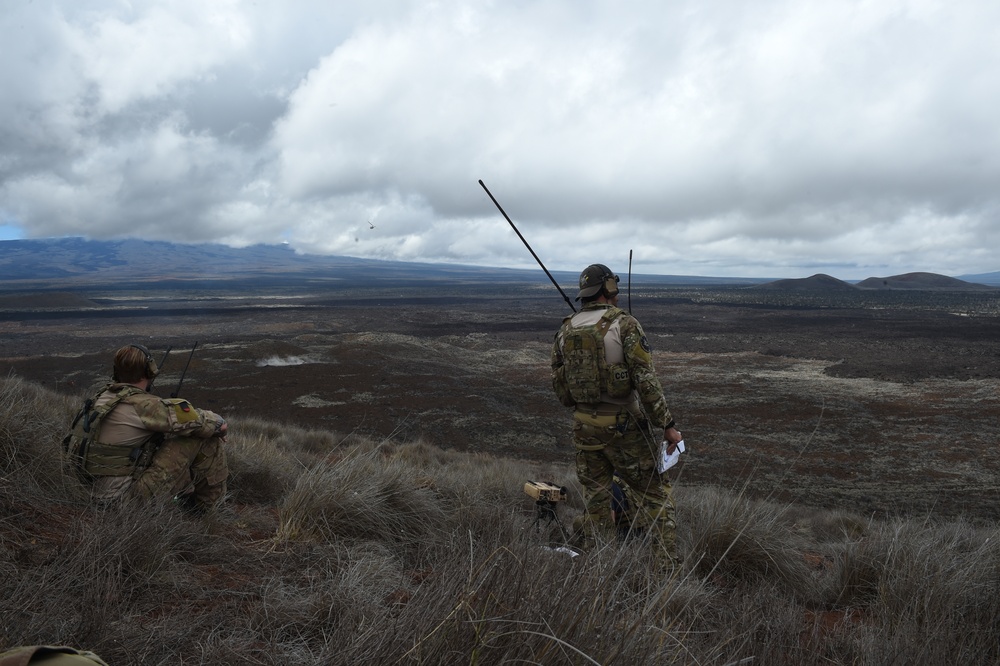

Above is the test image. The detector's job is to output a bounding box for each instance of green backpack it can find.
[62,385,161,482]
[558,308,632,404]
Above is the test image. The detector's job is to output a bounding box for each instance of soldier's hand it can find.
[216,420,228,442]
[663,426,682,453]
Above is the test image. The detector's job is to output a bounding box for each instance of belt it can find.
[574,401,640,417]
[574,406,646,430]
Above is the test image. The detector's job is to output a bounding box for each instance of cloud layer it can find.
[2,0,999,278]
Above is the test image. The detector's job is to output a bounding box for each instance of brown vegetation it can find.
[3,374,1000,664]
[3,268,1000,662]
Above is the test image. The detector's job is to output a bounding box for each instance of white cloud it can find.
[67,1,251,114]
[2,0,1000,279]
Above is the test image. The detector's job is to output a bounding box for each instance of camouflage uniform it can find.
[552,302,678,566]
[0,646,109,666]
[79,383,228,511]
[611,471,635,540]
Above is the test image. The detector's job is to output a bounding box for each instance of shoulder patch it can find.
[165,398,200,424]
[640,335,651,353]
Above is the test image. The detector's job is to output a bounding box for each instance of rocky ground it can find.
[3,282,999,521]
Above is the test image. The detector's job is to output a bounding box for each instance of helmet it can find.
[576,264,619,301]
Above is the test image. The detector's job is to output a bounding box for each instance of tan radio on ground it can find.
[524,481,566,503]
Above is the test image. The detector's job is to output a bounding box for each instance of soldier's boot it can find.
[569,514,599,552]
[173,491,208,517]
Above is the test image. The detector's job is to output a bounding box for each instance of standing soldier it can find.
[551,264,683,568]
[63,344,229,514]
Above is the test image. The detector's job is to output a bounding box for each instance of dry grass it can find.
[2,374,1000,664]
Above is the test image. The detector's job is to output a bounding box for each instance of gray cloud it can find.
[2,0,999,278]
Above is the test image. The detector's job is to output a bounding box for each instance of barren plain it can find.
[2,279,999,521]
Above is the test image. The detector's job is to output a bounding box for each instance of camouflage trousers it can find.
[92,436,228,512]
[572,415,678,566]
[132,435,228,510]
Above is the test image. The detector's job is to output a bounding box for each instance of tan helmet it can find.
[576,264,620,301]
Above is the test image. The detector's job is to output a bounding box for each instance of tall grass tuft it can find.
[0,375,74,493]
[2,501,198,650]
[680,485,819,600]
[828,517,1000,663]
[276,445,448,546]
[225,424,307,505]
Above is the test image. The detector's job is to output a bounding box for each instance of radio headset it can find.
[113,343,159,382]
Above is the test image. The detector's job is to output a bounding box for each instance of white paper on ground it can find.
[658,439,686,473]
[541,545,581,558]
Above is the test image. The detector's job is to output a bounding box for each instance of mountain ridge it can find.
[0,238,762,289]
[1,238,997,290]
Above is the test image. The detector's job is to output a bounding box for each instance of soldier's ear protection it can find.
[596,264,620,297]
[132,344,160,379]
[114,343,159,381]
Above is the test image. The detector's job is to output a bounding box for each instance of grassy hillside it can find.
[2,374,999,664]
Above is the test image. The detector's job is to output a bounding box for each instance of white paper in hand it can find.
[658,439,686,473]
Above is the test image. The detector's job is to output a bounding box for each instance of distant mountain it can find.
[6,239,989,293]
[0,238,770,291]
[756,273,858,292]
[958,271,1000,286]
[855,272,996,291]
[0,238,546,289]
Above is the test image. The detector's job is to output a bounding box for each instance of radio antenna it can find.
[627,249,633,314]
[478,179,576,313]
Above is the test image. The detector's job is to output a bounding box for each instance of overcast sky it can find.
[2,0,999,279]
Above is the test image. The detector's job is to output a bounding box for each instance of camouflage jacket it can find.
[551,303,672,428]
[95,383,226,444]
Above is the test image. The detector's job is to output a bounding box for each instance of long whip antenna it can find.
[479,179,576,313]
[171,342,198,398]
[628,249,633,314]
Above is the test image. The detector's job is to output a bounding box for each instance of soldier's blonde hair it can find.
[113,345,157,383]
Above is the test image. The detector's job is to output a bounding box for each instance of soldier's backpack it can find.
[557,308,632,404]
[62,385,160,482]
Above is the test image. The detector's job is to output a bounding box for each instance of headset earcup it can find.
[127,344,157,379]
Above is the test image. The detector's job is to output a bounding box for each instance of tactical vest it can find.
[559,308,632,404]
[62,385,162,483]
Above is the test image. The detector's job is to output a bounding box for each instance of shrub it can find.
[680,485,820,602]
[276,445,448,548]
[0,375,74,494]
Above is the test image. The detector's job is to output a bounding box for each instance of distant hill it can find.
[0,238,768,291]
[3,238,992,293]
[0,238,550,290]
[758,271,997,293]
[756,273,858,292]
[855,272,996,291]
[958,271,1000,286]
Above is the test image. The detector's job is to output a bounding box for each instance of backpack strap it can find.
[598,306,626,326]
